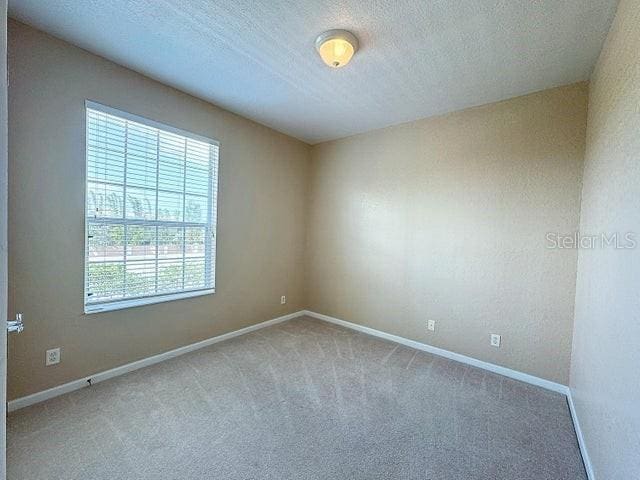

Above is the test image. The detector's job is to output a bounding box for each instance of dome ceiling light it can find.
[315,29,359,68]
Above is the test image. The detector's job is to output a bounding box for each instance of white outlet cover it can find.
[427,320,435,331]
[280,295,286,305]
[46,348,61,366]
[490,334,501,347]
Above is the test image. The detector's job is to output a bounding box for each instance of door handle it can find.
[7,313,24,333]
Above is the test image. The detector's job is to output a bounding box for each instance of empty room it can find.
[0,0,637,478]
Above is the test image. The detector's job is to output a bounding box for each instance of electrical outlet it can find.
[490,334,501,348]
[427,320,436,331]
[280,295,286,305]
[46,348,61,366]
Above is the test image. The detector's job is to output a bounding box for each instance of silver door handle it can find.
[7,313,24,333]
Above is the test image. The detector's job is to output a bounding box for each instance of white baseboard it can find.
[567,390,595,480]
[303,310,570,395]
[8,308,569,403]
[8,310,306,412]
[10,308,591,477]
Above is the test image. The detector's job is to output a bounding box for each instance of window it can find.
[84,101,219,313]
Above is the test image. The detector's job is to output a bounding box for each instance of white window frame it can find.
[84,100,219,314]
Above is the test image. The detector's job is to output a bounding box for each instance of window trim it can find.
[85,288,216,314]
[83,100,220,314]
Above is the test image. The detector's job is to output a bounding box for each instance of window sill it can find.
[84,289,215,314]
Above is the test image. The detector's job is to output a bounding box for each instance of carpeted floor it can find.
[7,316,586,479]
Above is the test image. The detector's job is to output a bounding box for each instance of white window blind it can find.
[84,101,219,313]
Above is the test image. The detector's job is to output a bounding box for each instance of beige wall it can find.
[307,83,588,385]
[570,0,640,477]
[7,20,310,400]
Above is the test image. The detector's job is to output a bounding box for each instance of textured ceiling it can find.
[9,0,618,144]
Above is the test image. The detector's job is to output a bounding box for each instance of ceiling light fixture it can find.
[315,29,359,68]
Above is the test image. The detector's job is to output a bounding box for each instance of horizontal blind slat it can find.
[85,105,219,309]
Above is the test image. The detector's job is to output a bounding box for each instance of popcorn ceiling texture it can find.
[570,0,640,477]
[307,83,588,385]
[8,0,617,143]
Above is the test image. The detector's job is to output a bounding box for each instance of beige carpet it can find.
[8,316,586,479]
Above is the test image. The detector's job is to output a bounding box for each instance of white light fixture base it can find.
[315,29,359,68]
